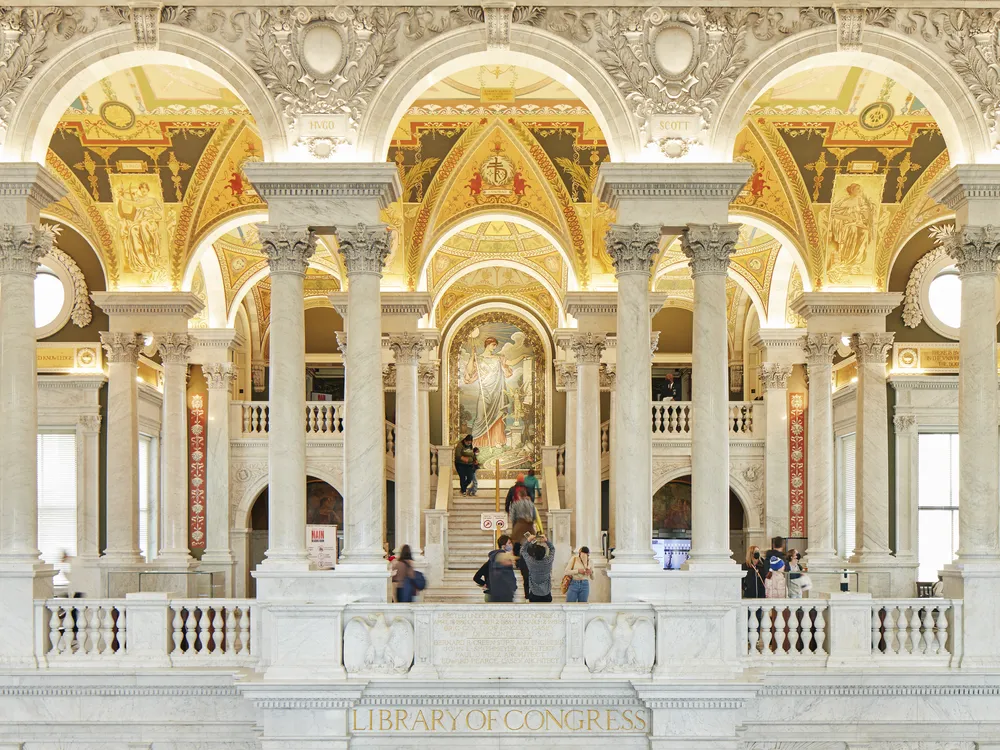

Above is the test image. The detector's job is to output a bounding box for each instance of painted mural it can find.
[449,311,545,476]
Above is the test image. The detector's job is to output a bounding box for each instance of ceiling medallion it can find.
[859,101,894,132]
[467,139,528,205]
[100,101,136,131]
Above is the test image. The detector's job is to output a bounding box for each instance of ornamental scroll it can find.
[188,385,207,550]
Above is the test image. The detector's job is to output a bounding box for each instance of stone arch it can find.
[710,26,991,164]
[182,211,269,293]
[5,25,287,163]
[355,24,640,163]
[651,460,762,535]
[655,260,768,326]
[235,461,345,531]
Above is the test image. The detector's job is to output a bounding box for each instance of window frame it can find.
[916,429,960,581]
[836,431,857,559]
[36,429,78,588]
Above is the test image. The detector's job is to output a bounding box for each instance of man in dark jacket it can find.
[473,535,510,602]
[486,535,517,603]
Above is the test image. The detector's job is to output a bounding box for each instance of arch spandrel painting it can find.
[449,312,545,476]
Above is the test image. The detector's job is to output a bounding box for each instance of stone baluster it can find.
[605,224,659,570]
[337,223,392,566]
[155,333,194,566]
[803,334,839,571]
[201,362,236,593]
[760,363,793,541]
[387,333,426,556]
[682,223,740,569]
[258,224,315,569]
[100,332,145,565]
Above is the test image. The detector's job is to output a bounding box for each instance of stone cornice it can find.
[649,292,669,319]
[243,162,400,210]
[189,328,246,351]
[791,292,903,320]
[927,165,1000,211]
[750,328,806,351]
[37,374,107,391]
[888,374,960,391]
[0,163,66,212]
[565,291,617,318]
[91,291,204,320]
[595,163,752,212]
[381,292,432,318]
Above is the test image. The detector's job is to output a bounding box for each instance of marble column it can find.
[258,225,316,569]
[417,363,437,546]
[201,363,236,592]
[570,332,607,558]
[100,332,145,565]
[337,224,392,566]
[605,224,659,568]
[760,363,792,541]
[556,363,577,522]
[850,333,894,565]
[388,334,425,556]
[892,413,919,573]
[803,333,839,569]
[73,414,103,596]
[155,333,194,566]
[607,367,617,552]
[682,223,740,568]
[0,225,55,564]
[948,227,1000,563]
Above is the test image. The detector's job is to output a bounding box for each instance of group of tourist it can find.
[473,534,594,603]
[741,536,811,599]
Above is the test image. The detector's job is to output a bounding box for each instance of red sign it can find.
[789,392,806,538]
[188,391,207,549]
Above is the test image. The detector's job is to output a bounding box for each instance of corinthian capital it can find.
[555,362,578,391]
[203,362,235,391]
[803,333,838,366]
[850,332,894,365]
[155,332,192,364]
[759,363,792,392]
[568,332,607,364]
[418,362,439,391]
[336,223,392,277]
[946,225,1000,278]
[681,223,740,277]
[100,332,143,365]
[0,223,56,276]
[387,333,425,366]
[605,223,659,277]
[258,224,316,275]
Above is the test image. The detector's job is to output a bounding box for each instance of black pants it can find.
[456,464,475,493]
[514,546,530,595]
[527,592,552,603]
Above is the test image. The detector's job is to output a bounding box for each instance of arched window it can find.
[926,266,961,331]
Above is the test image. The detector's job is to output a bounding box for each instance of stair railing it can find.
[434,445,454,512]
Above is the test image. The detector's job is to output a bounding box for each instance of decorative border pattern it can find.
[189,390,207,549]
[789,392,806,538]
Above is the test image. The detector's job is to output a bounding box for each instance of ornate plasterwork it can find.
[100,331,144,364]
[156,332,193,364]
[850,332,894,364]
[759,363,792,391]
[567,332,607,364]
[681,223,740,277]
[554,361,577,391]
[606,223,660,276]
[337,223,392,276]
[259,224,316,275]
[902,225,953,328]
[387,333,425,365]
[803,333,839,365]
[203,362,235,390]
[946,224,1000,277]
[0,223,56,276]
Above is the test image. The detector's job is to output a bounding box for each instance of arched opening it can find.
[651,475,747,568]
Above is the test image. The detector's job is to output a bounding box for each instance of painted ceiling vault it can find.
[45,65,264,290]
[733,66,950,291]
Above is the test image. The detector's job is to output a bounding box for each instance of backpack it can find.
[412,570,427,591]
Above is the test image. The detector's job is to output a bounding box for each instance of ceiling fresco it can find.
[386,65,613,294]
[733,66,951,291]
[435,266,558,329]
[45,65,264,290]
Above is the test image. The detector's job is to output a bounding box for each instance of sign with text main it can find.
[351,705,649,733]
[480,513,507,531]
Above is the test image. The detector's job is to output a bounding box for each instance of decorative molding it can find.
[903,226,952,328]
[600,362,616,391]
[344,613,414,675]
[789,391,806,537]
[258,224,317,276]
[387,333,425,366]
[127,2,162,50]
[893,413,918,434]
[945,224,1000,278]
[729,363,744,393]
[605,223,659,276]
[567,332,607,364]
[0,223,55,276]
[803,333,839,366]
[100,331,143,365]
[583,614,655,674]
[78,413,102,433]
[251,362,266,393]
[836,6,865,51]
[483,0,516,51]
[203,362,235,391]
[381,292,432,318]
[335,330,348,358]
[155,332,192,364]
[44,245,91,328]
[555,361,578,392]
[850,332,894,365]
[336,223,392,276]
[759,363,791,392]
[382,362,396,389]
[189,390,206,549]
[650,331,661,358]
[681,223,740,277]
[791,292,902,320]
[90,292,203,319]
[565,292,618,318]
[418,362,439,391]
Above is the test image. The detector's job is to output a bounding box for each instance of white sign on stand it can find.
[480,513,507,532]
[306,524,338,569]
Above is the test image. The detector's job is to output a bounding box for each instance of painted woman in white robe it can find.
[463,336,514,448]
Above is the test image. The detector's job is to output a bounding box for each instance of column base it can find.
[253,565,390,602]
[803,550,846,594]
[257,550,311,572]
[853,554,917,597]
[70,553,102,598]
[199,550,236,597]
[942,561,1000,668]
[99,557,147,597]
[683,557,741,573]
[0,562,55,668]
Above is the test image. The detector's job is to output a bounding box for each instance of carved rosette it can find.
[259,224,317,276]
[605,223,660,277]
[418,362,439,392]
[156,333,193,365]
[555,362,578,391]
[759,363,792,392]
[803,333,839,367]
[387,333,425,366]
[893,413,917,435]
[850,332,894,365]
[568,332,606,364]
[203,362,235,391]
[337,223,392,277]
[0,224,56,276]
[680,223,739,278]
[946,225,1000,278]
[100,332,144,365]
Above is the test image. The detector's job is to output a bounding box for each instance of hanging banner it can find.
[188,391,207,549]
[789,392,806,538]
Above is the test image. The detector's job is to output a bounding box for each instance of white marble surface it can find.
[202,363,236,593]
[760,365,791,540]
[156,337,193,566]
[804,334,839,570]
[575,352,604,562]
[393,352,421,555]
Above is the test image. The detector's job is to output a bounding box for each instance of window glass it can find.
[34,270,65,330]
[138,434,152,561]
[927,267,961,330]
[917,433,960,581]
[37,432,77,588]
[841,432,856,558]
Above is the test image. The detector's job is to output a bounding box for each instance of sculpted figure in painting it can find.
[827,182,875,272]
[116,181,163,276]
[464,335,514,448]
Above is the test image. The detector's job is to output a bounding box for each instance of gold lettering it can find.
[587,709,601,731]
[504,709,523,731]
[431,709,445,731]
[565,709,584,731]
[545,709,563,730]
[351,709,363,731]
[635,709,648,732]
[446,709,461,731]
[395,709,408,731]
[621,709,634,731]
[412,709,429,731]
[378,709,392,731]
[606,710,619,731]
[486,708,499,731]
[466,709,486,731]
[525,710,545,732]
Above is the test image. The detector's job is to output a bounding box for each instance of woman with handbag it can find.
[562,546,594,602]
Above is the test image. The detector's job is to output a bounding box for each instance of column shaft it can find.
[683,224,739,568]
[259,225,315,569]
[572,334,605,556]
[156,334,193,563]
[851,333,893,561]
[893,414,918,563]
[605,225,658,567]
[339,225,392,564]
[76,416,102,563]
[202,363,235,590]
[389,335,424,555]
[804,334,839,566]
[761,364,792,540]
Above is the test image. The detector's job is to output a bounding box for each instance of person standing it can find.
[508,478,536,593]
[563,546,594,603]
[524,468,540,502]
[521,533,555,603]
[391,545,418,603]
[486,534,517,603]
[764,536,788,599]
[742,545,766,598]
[455,434,476,495]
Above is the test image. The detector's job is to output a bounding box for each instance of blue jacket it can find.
[487,549,517,602]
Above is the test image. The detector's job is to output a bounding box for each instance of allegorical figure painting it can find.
[823,175,884,285]
[107,174,173,286]
[451,313,542,474]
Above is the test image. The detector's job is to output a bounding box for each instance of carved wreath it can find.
[43,245,92,328]
[902,224,954,329]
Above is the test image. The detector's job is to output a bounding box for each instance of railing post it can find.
[823,593,876,668]
[422,510,448,588]
[123,592,170,667]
